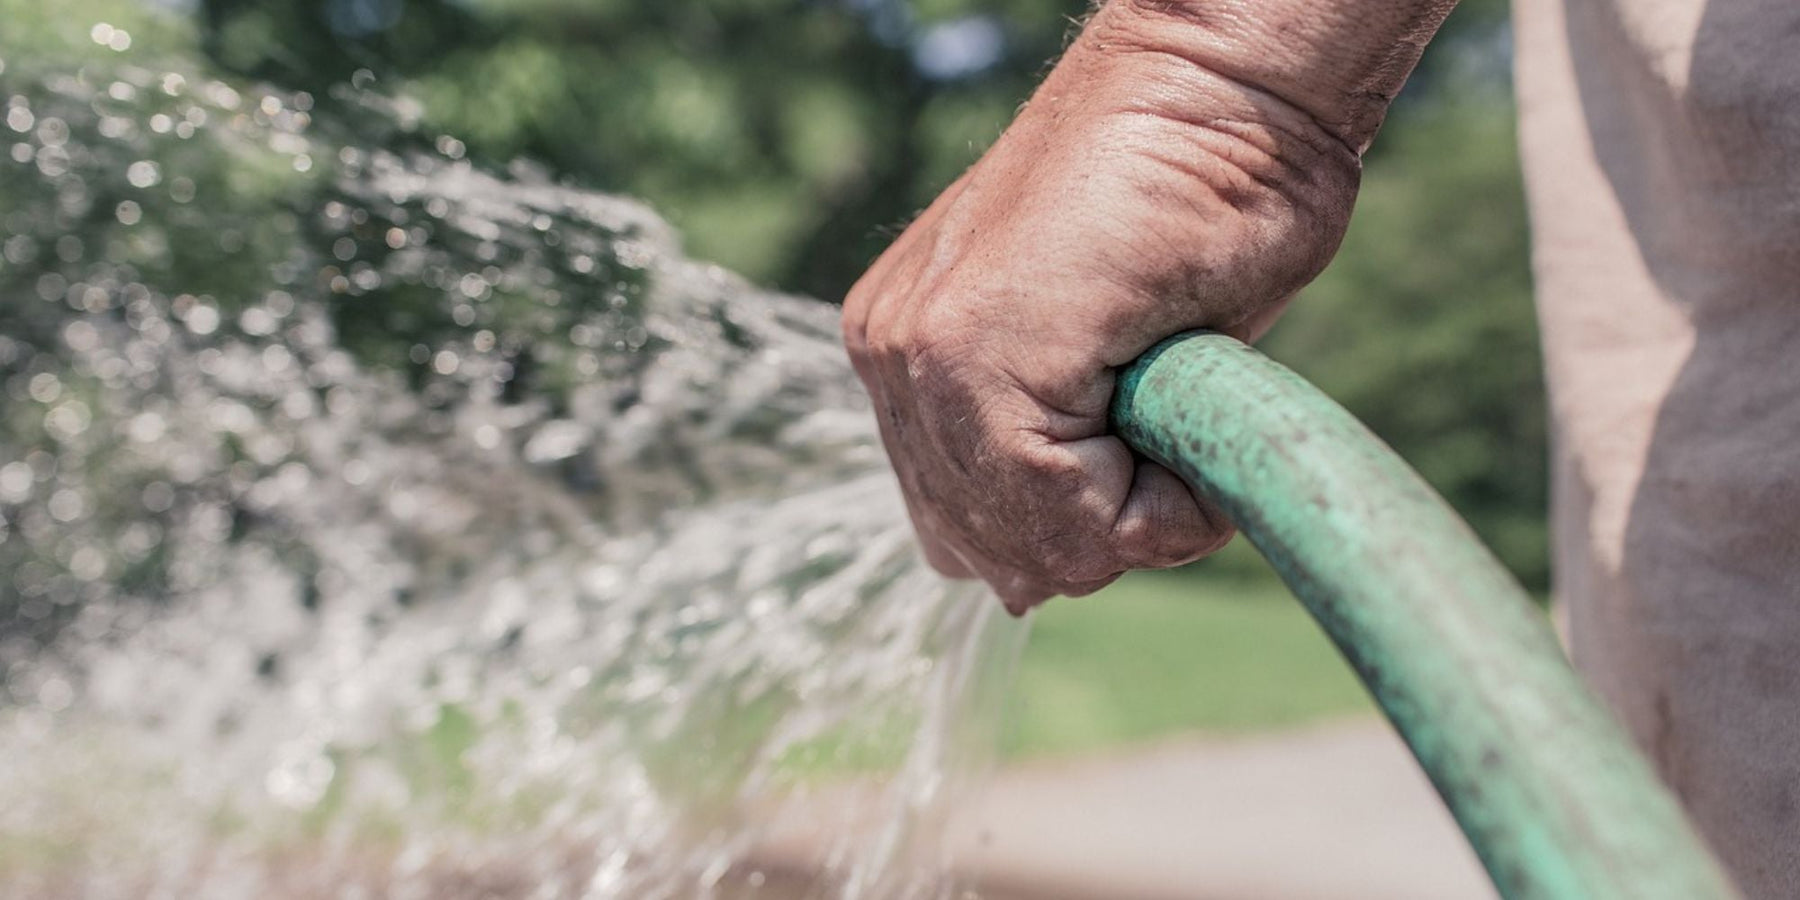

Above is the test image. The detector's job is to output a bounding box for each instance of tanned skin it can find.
[842,0,1460,612]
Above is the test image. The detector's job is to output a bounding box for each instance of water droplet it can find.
[140,481,175,513]
[4,235,39,264]
[184,303,219,335]
[47,489,85,523]
[62,320,99,352]
[77,284,109,312]
[45,401,91,440]
[36,678,74,712]
[206,83,240,110]
[0,462,33,502]
[33,145,67,176]
[126,160,160,188]
[115,200,142,225]
[262,345,293,373]
[129,412,167,444]
[27,373,61,403]
[458,273,489,300]
[97,115,134,140]
[239,307,277,336]
[523,420,587,463]
[68,547,106,582]
[5,106,32,133]
[35,272,68,302]
[33,117,66,147]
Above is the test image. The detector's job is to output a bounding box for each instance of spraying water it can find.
[0,11,1024,899]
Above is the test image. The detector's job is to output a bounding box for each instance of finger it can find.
[918,532,978,580]
[904,498,978,579]
[845,315,970,581]
[990,567,1117,616]
[1018,434,1138,586]
[1059,571,1121,598]
[1110,459,1235,569]
[1220,292,1298,345]
[991,571,1060,617]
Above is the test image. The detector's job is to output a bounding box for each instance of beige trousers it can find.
[1513,0,1800,895]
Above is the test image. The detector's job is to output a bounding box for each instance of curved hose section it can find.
[1110,332,1739,900]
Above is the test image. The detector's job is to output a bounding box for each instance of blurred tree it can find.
[193,0,1094,297]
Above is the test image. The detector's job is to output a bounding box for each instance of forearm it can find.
[1072,0,1462,153]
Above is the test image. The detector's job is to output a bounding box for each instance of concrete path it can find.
[753,718,1497,900]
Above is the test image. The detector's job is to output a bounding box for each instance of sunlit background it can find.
[1,0,1539,897]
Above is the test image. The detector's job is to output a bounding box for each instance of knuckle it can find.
[900,298,990,372]
[1033,539,1117,587]
[1013,441,1083,487]
[1111,523,1186,569]
[861,311,906,365]
[1041,552,1088,586]
[1111,510,1157,553]
[840,307,870,359]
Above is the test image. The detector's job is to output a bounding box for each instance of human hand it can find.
[844,1,1444,613]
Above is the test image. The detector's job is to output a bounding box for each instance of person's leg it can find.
[1514,0,1800,894]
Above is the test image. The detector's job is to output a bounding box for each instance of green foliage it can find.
[1010,569,1372,756]
[193,0,1092,295]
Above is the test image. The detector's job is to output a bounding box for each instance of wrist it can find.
[1080,0,1459,153]
[1011,15,1360,224]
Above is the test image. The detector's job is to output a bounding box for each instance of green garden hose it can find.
[1110,331,1740,900]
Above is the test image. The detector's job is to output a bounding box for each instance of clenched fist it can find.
[842,0,1445,612]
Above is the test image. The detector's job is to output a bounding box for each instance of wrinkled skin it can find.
[842,4,1367,613]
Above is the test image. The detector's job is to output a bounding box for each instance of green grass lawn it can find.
[1004,554,1375,759]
